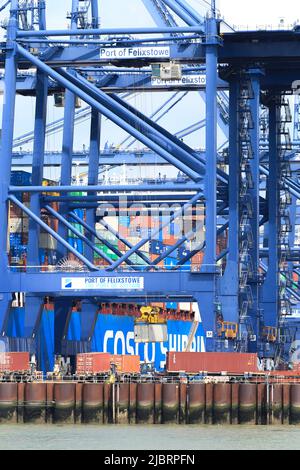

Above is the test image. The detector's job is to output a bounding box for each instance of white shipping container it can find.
[134,323,168,343]
[9,219,22,233]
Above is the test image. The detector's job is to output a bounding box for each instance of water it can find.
[0,425,299,450]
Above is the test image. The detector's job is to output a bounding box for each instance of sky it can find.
[218,0,299,29]
[1,0,300,176]
[40,0,300,30]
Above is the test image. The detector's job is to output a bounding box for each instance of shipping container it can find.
[134,323,168,343]
[119,226,129,238]
[95,243,118,261]
[166,352,258,375]
[150,253,164,268]
[0,352,30,372]
[9,233,22,246]
[68,237,84,254]
[110,355,140,374]
[9,219,23,233]
[76,352,111,374]
[128,253,147,266]
[118,240,127,252]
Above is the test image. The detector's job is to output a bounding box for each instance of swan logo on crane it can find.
[63,279,73,289]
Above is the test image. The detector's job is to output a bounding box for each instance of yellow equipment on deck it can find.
[137,306,166,324]
[262,326,277,343]
[217,321,238,340]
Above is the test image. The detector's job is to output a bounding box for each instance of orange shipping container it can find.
[163,235,178,246]
[76,353,111,374]
[150,253,164,268]
[110,355,140,374]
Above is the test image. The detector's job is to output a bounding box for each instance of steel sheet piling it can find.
[271,384,283,425]
[116,383,129,424]
[239,384,257,425]
[129,383,137,424]
[188,383,205,424]
[162,383,179,424]
[82,383,104,424]
[24,383,47,424]
[179,383,187,424]
[0,381,299,425]
[17,383,25,423]
[75,383,83,423]
[103,383,111,424]
[257,383,267,425]
[283,384,290,425]
[290,384,300,424]
[213,383,231,424]
[231,383,239,425]
[46,383,54,424]
[0,383,18,423]
[53,383,75,424]
[205,383,213,424]
[136,383,154,424]
[154,383,162,424]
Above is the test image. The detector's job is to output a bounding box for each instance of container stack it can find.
[9,172,31,272]
[8,173,224,274]
[9,172,61,270]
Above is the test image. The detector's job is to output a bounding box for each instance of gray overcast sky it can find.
[1,0,300,165]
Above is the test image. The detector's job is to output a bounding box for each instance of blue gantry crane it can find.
[1,0,300,369]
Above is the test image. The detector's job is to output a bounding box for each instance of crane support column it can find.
[55,0,79,356]
[219,78,240,350]
[24,68,48,348]
[200,15,219,351]
[247,69,263,353]
[0,1,18,338]
[261,97,280,328]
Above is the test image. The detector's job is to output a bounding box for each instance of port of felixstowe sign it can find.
[151,74,206,87]
[99,46,170,59]
[62,276,144,290]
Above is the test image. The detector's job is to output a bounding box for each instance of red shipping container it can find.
[110,355,140,373]
[76,353,111,374]
[166,352,258,375]
[0,352,30,372]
